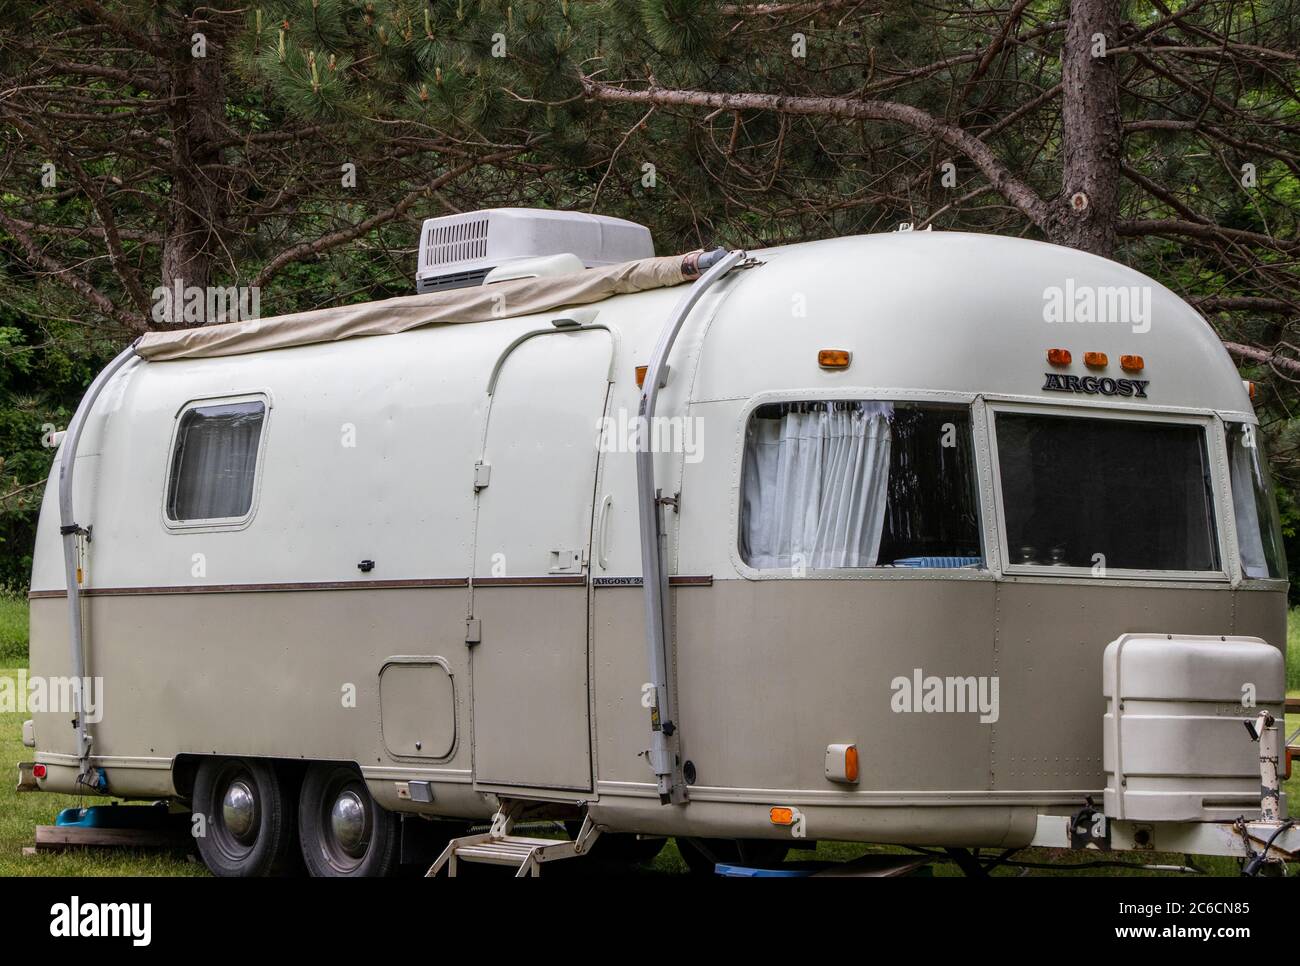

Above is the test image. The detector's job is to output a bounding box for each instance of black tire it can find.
[676,837,790,875]
[298,762,400,877]
[563,821,667,867]
[192,757,296,877]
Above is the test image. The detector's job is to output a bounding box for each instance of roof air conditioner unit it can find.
[415,208,655,293]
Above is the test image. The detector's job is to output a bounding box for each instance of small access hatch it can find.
[379,660,456,760]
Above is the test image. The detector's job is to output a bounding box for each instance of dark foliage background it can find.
[1,0,1297,593]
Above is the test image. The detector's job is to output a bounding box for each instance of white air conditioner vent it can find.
[423,217,490,269]
[416,208,653,293]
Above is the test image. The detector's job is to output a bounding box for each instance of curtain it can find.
[1228,430,1268,579]
[742,402,892,569]
[169,402,264,520]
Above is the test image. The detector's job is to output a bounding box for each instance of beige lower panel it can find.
[468,586,592,791]
[991,581,1285,791]
[28,579,1287,848]
[690,579,999,793]
[29,588,472,799]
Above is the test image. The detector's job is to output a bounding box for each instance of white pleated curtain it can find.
[169,402,264,521]
[742,402,893,569]
[1227,429,1268,579]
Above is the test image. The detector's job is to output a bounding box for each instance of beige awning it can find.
[135,254,692,362]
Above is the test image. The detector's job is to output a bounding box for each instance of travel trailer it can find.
[19,208,1296,877]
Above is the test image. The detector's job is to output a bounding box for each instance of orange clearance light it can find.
[1083,351,1108,369]
[1120,354,1144,373]
[769,806,796,826]
[1046,348,1071,366]
[845,745,860,783]
[825,743,859,784]
[635,365,648,388]
[818,348,852,370]
[1244,380,1257,401]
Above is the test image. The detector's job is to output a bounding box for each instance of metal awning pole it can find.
[58,341,138,788]
[636,249,744,804]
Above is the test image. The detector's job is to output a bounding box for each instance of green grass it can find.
[0,595,28,668]
[0,669,203,876]
[1,610,1298,877]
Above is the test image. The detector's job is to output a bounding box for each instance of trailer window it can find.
[166,400,266,523]
[740,402,982,570]
[995,412,1219,573]
[1226,422,1287,580]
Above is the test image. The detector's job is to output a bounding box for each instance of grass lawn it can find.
[0,592,1296,877]
[0,593,28,667]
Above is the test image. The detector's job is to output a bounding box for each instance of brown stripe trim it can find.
[670,575,713,587]
[29,577,468,600]
[28,573,715,599]
[592,575,714,588]
[472,575,587,587]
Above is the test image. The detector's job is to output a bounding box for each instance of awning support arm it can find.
[636,248,744,805]
[58,341,138,789]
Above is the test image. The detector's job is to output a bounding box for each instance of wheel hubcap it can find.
[222,779,258,845]
[330,790,368,858]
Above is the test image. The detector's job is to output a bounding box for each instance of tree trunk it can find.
[1053,0,1122,256]
[160,30,227,323]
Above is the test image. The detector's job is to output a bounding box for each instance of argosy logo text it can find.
[1041,373,1149,397]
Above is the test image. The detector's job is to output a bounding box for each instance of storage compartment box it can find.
[1103,634,1284,822]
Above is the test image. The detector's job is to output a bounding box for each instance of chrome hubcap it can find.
[222,779,257,844]
[330,789,367,857]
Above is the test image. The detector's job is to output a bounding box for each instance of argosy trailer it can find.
[19,209,1296,876]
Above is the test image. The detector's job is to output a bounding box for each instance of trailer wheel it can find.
[298,762,399,877]
[676,837,789,875]
[193,758,296,877]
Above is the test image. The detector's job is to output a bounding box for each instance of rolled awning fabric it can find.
[135,254,693,362]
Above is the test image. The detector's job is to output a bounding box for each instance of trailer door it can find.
[469,328,611,791]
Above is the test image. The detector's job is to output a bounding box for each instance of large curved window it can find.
[739,401,982,570]
[995,411,1218,573]
[1227,422,1287,580]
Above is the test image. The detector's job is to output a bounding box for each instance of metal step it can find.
[426,806,601,878]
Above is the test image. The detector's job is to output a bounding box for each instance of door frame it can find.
[467,324,618,796]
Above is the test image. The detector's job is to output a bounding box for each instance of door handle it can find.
[597,495,613,570]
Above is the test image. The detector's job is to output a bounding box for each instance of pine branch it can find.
[0,204,145,333]
[578,76,1054,233]
[251,146,530,288]
[1223,342,1300,379]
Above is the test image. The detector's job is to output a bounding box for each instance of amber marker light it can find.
[844,745,859,783]
[825,742,860,784]
[818,349,852,370]
[770,806,795,826]
[1120,354,1144,373]
[1083,351,1108,369]
[1046,348,1071,366]
[635,365,648,388]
